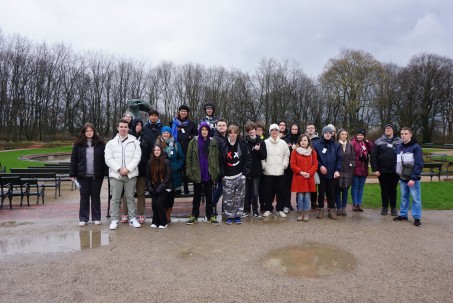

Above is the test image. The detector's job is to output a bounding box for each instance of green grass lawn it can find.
[362,182,453,210]
[0,146,72,169]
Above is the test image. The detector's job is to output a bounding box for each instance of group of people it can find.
[69,103,424,230]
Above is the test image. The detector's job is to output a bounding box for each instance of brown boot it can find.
[297,211,303,221]
[328,208,337,220]
[317,208,324,219]
[165,208,172,223]
[303,211,309,222]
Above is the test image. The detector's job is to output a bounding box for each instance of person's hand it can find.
[334,171,340,178]
[254,144,260,150]
[374,171,380,177]
[320,166,327,175]
[408,180,415,187]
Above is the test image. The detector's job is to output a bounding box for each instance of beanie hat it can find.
[269,123,279,134]
[204,103,214,110]
[161,126,172,134]
[322,125,334,135]
[384,123,396,131]
[356,128,366,136]
[326,123,336,132]
[178,104,190,112]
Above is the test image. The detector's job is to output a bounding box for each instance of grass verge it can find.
[362,182,453,210]
[0,146,72,169]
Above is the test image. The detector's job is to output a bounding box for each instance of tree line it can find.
[1,31,452,143]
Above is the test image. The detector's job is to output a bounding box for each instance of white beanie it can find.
[269,123,279,134]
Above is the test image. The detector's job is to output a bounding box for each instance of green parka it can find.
[185,136,220,183]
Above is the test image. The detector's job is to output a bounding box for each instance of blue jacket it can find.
[313,138,343,179]
[395,138,424,181]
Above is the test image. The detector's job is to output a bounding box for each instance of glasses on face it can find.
[271,129,279,132]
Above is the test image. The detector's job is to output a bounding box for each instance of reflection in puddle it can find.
[0,230,109,256]
[262,243,356,278]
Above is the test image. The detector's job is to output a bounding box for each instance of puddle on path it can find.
[0,230,110,256]
[262,243,356,278]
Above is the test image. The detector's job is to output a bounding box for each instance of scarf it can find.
[163,137,175,158]
[338,139,347,152]
[296,146,312,156]
[198,136,210,182]
[171,117,190,141]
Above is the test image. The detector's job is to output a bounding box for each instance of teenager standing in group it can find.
[70,123,107,226]
[171,105,198,194]
[185,122,220,225]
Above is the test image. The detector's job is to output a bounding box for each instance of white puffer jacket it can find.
[261,136,290,176]
[105,134,142,179]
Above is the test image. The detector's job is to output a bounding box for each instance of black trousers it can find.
[78,177,104,222]
[245,176,260,213]
[165,190,175,209]
[318,178,336,209]
[152,191,168,226]
[261,175,285,212]
[192,180,213,218]
[283,167,293,208]
[378,172,400,209]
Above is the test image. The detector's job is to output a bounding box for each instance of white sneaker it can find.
[278,211,287,218]
[263,211,271,217]
[94,221,101,225]
[158,225,167,229]
[283,207,290,214]
[110,220,118,230]
[150,224,157,228]
[79,221,86,227]
[129,218,141,228]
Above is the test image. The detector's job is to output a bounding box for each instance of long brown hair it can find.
[297,134,311,148]
[149,144,167,184]
[74,122,104,146]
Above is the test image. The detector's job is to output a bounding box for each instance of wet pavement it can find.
[0,182,452,302]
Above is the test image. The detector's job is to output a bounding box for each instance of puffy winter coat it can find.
[185,136,220,183]
[313,138,343,179]
[261,137,290,176]
[290,148,318,193]
[70,141,107,179]
[105,134,142,179]
[371,134,402,173]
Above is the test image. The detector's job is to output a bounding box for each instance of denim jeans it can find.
[399,180,422,219]
[335,186,349,209]
[351,176,367,206]
[296,192,311,211]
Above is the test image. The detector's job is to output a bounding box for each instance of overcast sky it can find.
[0,0,451,77]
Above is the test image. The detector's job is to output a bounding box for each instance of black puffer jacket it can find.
[371,135,403,173]
[131,123,152,177]
[70,142,107,179]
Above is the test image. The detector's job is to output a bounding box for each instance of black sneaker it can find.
[414,219,421,227]
[241,212,249,218]
[393,216,408,221]
[289,205,295,211]
[381,208,388,215]
[253,211,262,219]
[390,208,398,216]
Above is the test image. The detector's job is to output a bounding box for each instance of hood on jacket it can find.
[198,122,211,137]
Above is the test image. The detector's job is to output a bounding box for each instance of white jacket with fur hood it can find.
[261,136,290,176]
[105,134,142,179]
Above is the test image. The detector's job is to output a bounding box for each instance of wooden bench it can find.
[0,176,45,209]
[427,153,447,162]
[25,166,73,190]
[421,162,443,182]
[7,170,61,198]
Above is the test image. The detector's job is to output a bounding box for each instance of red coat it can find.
[290,149,318,193]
